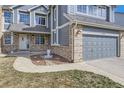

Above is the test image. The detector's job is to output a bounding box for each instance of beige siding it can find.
[121,32,124,57]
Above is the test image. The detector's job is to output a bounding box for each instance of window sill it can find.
[35,24,46,26]
[51,44,60,46]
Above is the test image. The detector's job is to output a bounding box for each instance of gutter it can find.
[73,20,124,31]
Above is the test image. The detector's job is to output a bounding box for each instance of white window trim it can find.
[76,5,106,20]
[3,34,11,45]
[19,11,30,25]
[3,11,13,32]
[3,11,12,24]
[35,14,47,26]
[34,35,45,45]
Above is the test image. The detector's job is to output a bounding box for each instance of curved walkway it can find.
[13,56,124,85]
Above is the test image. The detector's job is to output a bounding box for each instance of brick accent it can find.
[120,32,124,57]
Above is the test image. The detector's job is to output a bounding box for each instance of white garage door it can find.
[83,35,117,61]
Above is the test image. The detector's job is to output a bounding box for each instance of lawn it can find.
[0,56,123,88]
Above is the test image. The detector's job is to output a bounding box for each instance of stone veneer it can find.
[120,32,124,57]
[73,25,83,63]
[51,24,83,63]
[2,33,50,53]
[51,46,72,62]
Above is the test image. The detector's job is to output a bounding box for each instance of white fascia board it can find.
[28,5,41,11]
[71,20,124,31]
[28,5,48,11]
[82,30,119,37]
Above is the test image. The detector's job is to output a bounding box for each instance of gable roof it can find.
[64,14,124,31]
[28,5,48,11]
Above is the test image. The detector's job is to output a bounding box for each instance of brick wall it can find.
[51,46,72,62]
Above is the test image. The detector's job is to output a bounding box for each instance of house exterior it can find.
[0,5,124,63]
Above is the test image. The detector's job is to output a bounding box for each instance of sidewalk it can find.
[13,56,124,86]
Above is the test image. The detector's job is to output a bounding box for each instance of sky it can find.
[115,5,124,13]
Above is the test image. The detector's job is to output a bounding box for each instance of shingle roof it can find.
[2,5,13,10]
[65,14,124,31]
[8,24,50,33]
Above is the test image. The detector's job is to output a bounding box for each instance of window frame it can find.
[77,5,87,13]
[98,6,107,18]
[76,5,107,20]
[19,12,30,25]
[88,5,97,16]
[35,14,46,26]
[35,35,45,45]
[4,11,12,24]
[3,34,11,45]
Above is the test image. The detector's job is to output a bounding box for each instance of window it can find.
[35,35,45,44]
[4,34,11,44]
[35,15,46,25]
[76,5,107,19]
[77,5,87,13]
[19,12,30,25]
[88,5,97,16]
[98,6,106,18]
[4,11,12,23]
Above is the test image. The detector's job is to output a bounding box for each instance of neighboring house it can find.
[115,12,124,26]
[0,5,124,63]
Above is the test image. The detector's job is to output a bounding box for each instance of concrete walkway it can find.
[0,53,7,57]
[13,56,124,85]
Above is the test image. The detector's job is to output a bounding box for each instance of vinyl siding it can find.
[58,25,69,46]
[115,13,124,26]
[58,5,69,26]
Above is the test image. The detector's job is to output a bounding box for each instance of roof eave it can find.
[71,20,124,31]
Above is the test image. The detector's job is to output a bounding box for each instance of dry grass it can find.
[0,56,123,88]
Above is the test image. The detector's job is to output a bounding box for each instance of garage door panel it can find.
[83,35,117,61]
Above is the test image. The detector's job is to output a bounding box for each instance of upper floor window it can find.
[76,5,107,19]
[88,5,97,16]
[35,14,46,26]
[4,11,12,23]
[77,5,87,13]
[98,6,106,18]
[19,12,30,25]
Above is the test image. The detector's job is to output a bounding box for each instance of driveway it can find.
[86,57,124,79]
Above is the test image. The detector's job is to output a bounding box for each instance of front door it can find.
[19,34,27,50]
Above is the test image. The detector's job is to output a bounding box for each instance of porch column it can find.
[11,32,14,53]
[120,32,124,57]
[73,26,83,63]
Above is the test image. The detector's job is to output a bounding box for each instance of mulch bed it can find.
[30,54,71,66]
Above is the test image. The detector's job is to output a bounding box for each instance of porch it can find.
[2,32,51,53]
